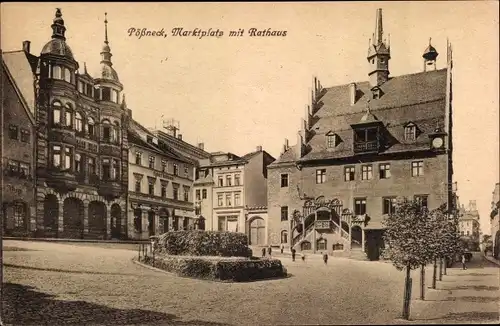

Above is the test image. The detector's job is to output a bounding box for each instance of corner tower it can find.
[367,8,391,87]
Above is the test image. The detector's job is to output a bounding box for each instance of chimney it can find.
[349,83,357,105]
[22,41,31,54]
[198,142,204,150]
[256,145,262,152]
[285,138,289,149]
[178,134,183,140]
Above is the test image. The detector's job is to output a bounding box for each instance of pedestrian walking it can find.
[461,254,467,270]
[281,244,284,254]
[291,248,296,262]
[323,252,328,265]
[262,247,266,258]
[301,253,305,262]
[268,245,272,256]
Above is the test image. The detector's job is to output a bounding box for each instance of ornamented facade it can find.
[10,9,131,239]
[267,8,455,259]
[458,200,481,251]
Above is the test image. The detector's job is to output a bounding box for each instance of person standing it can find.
[323,252,328,265]
[268,245,272,256]
[291,248,296,262]
[461,254,467,270]
[262,247,266,258]
[281,244,284,254]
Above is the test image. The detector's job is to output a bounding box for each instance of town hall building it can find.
[267,9,455,260]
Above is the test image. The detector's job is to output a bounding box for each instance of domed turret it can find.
[97,12,120,83]
[423,38,439,71]
[40,8,75,60]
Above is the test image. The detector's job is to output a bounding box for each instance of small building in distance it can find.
[458,200,481,251]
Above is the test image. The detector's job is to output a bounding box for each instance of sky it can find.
[2,2,499,234]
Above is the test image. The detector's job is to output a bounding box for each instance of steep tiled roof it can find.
[272,68,448,165]
[2,50,37,118]
[128,129,191,164]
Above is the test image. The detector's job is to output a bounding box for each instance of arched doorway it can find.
[110,204,122,239]
[197,216,206,231]
[281,230,288,244]
[43,194,59,236]
[159,208,169,233]
[134,208,142,233]
[148,210,155,236]
[301,241,311,251]
[3,201,28,235]
[88,201,107,239]
[63,198,84,239]
[317,238,327,251]
[249,217,265,245]
[351,225,362,248]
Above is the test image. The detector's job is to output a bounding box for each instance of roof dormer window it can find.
[326,131,340,148]
[404,122,417,141]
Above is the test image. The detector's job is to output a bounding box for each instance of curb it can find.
[482,254,500,267]
[4,237,149,245]
[131,257,178,276]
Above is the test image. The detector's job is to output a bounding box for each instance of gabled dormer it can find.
[370,85,384,100]
[350,103,384,154]
[325,131,341,149]
[403,121,420,142]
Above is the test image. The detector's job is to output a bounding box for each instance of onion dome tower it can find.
[423,38,439,71]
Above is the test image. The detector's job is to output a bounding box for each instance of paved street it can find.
[3,241,499,325]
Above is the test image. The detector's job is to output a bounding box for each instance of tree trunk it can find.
[432,258,437,289]
[439,258,443,281]
[420,264,425,300]
[443,257,447,275]
[403,264,412,320]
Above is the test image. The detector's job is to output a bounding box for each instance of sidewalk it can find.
[3,236,150,244]
[402,254,499,324]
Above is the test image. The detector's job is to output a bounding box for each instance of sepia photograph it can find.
[1,1,499,325]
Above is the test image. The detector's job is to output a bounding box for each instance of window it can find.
[86,84,94,98]
[161,160,167,172]
[281,230,288,244]
[173,184,179,200]
[19,162,30,177]
[379,163,391,179]
[65,104,73,127]
[327,134,336,148]
[411,161,424,177]
[102,87,111,101]
[8,125,18,140]
[183,187,190,201]
[218,194,223,207]
[13,202,26,228]
[361,165,373,180]
[87,117,95,136]
[344,166,355,181]
[466,230,470,236]
[7,160,18,174]
[88,157,96,175]
[404,124,416,141]
[135,179,141,192]
[355,127,378,142]
[113,121,120,143]
[234,193,241,206]
[52,102,61,124]
[226,193,232,206]
[383,197,397,215]
[75,112,83,132]
[461,231,464,236]
[281,206,289,221]
[149,156,155,169]
[64,67,71,83]
[173,164,178,176]
[111,89,119,103]
[52,65,62,79]
[148,179,155,195]
[19,129,30,143]
[102,120,111,141]
[202,189,207,199]
[234,174,241,186]
[161,183,167,198]
[112,159,119,180]
[218,176,224,187]
[280,174,289,187]
[135,152,142,165]
[316,169,326,184]
[184,166,189,177]
[52,145,62,168]
[75,154,82,173]
[415,195,428,209]
[317,238,327,251]
[218,216,225,231]
[196,190,201,201]
[354,198,367,215]
[226,175,232,186]
[64,147,73,170]
[78,81,84,93]
[102,158,111,180]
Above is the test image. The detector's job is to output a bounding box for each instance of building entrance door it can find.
[249,217,265,245]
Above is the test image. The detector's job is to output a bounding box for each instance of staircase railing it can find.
[292,222,316,246]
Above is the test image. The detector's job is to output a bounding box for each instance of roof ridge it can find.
[2,50,24,54]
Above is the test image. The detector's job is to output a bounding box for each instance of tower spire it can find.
[51,8,67,40]
[374,8,383,45]
[100,12,113,66]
